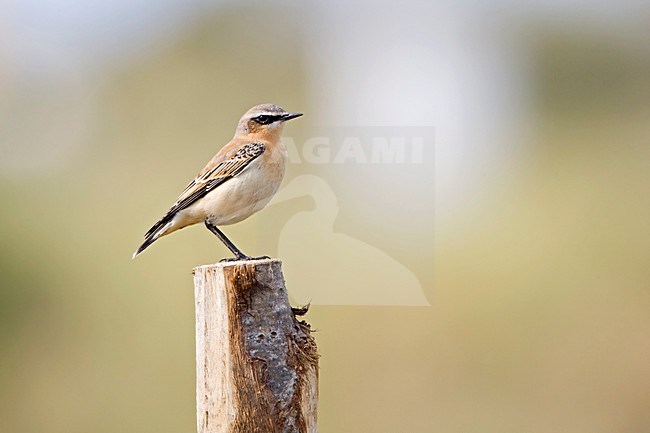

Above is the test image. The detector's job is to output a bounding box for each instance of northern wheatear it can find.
[133,104,302,260]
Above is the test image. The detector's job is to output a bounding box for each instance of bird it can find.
[133,103,302,261]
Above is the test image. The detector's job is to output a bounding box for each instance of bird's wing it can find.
[143,141,266,239]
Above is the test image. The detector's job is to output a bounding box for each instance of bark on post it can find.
[193,259,318,433]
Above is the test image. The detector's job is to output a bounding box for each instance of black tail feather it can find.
[132,235,158,259]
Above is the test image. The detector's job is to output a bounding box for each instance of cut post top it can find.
[193,258,281,272]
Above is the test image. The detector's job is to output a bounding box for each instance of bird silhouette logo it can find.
[270,175,430,306]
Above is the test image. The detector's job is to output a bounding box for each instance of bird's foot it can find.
[219,254,271,263]
[219,255,247,262]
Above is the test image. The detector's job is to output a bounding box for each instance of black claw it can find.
[218,255,271,262]
[219,255,248,262]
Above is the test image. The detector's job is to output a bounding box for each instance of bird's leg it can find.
[204,221,249,261]
[204,221,271,262]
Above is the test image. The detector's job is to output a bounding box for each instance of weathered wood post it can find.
[193,259,318,433]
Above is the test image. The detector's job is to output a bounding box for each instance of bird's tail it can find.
[132,222,171,259]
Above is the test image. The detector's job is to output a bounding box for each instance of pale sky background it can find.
[3,0,648,194]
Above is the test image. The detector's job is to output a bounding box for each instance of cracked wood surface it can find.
[194,259,318,433]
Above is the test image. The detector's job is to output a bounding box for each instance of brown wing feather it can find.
[142,141,265,239]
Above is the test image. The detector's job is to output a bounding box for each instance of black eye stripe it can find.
[253,114,281,125]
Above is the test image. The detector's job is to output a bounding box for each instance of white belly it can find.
[177,157,285,227]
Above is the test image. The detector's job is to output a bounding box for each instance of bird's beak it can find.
[281,112,303,121]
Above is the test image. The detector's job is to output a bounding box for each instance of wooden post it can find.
[193,259,318,433]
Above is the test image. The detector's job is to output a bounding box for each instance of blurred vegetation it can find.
[1,4,650,433]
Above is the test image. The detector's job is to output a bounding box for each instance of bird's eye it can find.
[255,115,271,124]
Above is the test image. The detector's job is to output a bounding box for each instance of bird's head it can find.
[235,103,302,138]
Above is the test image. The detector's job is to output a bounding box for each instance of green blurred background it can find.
[2,1,650,432]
